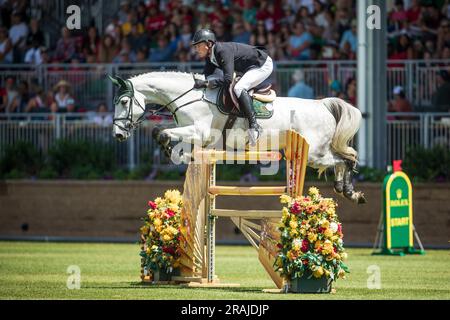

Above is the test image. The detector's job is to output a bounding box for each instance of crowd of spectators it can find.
[1,0,450,115]
[0,0,449,65]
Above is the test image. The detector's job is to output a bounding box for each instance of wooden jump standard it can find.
[141,130,309,288]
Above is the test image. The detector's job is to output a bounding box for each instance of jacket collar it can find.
[209,43,219,67]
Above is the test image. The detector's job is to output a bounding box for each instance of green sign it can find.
[373,170,425,256]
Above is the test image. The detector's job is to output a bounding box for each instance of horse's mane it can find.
[129,71,202,81]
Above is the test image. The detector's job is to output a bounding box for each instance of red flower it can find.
[291,202,301,214]
[166,209,175,218]
[277,243,283,249]
[337,223,342,233]
[148,201,157,209]
[301,239,309,253]
[302,259,309,265]
[162,246,175,255]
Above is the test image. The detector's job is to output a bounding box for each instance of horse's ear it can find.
[108,75,120,87]
[116,76,127,88]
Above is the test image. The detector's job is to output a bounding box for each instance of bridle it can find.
[112,75,206,133]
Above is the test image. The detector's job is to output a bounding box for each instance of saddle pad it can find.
[204,87,274,119]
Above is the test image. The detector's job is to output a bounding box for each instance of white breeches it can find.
[233,56,273,98]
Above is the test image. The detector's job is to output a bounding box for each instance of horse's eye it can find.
[121,100,128,106]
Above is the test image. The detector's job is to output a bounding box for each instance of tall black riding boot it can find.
[238,90,261,146]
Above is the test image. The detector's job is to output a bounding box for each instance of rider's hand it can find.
[194,79,208,89]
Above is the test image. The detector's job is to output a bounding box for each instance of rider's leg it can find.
[234,57,273,145]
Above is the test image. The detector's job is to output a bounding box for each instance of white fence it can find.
[1,112,449,170]
[1,60,449,112]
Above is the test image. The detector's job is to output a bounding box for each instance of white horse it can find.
[110,71,366,204]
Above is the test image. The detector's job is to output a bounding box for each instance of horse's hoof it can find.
[357,192,367,205]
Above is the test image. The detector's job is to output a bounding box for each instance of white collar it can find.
[209,44,219,67]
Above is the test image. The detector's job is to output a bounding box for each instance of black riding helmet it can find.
[191,29,216,45]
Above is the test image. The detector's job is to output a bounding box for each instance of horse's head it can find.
[108,75,146,141]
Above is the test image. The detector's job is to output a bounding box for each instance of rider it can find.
[191,29,274,146]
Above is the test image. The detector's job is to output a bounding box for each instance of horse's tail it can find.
[323,97,362,163]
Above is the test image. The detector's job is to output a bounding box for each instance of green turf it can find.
[0,241,449,300]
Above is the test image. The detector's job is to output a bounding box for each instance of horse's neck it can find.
[133,73,205,123]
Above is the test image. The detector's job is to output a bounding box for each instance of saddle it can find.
[216,75,276,120]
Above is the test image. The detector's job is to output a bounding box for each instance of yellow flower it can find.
[289,220,298,229]
[321,240,334,255]
[324,228,333,238]
[165,189,182,204]
[162,234,172,242]
[331,235,340,242]
[289,229,299,237]
[313,266,324,278]
[151,245,158,250]
[153,218,162,227]
[307,232,317,243]
[146,247,151,254]
[154,197,164,205]
[314,241,322,250]
[338,269,346,279]
[308,187,320,197]
[341,252,348,260]
[280,194,291,204]
[320,219,330,229]
[140,226,149,235]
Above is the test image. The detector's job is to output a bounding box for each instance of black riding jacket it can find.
[203,42,268,88]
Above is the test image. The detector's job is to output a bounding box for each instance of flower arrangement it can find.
[140,189,183,275]
[275,187,349,283]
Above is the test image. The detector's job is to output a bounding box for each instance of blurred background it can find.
[0,0,449,247]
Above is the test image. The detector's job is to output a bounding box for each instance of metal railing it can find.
[1,60,449,112]
[1,112,449,170]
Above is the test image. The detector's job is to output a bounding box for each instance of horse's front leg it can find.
[153,125,211,162]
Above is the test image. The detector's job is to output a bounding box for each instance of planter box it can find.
[151,267,180,282]
[290,272,333,293]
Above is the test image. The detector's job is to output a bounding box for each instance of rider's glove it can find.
[194,79,208,89]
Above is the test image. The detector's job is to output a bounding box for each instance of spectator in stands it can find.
[127,23,147,54]
[113,38,135,63]
[9,11,28,62]
[26,18,44,50]
[232,21,251,44]
[0,76,18,113]
[340,19,357,54]
[288,69,314,99]
[93,103,113,127]
[243,0,257,26]
[250,21,269,47]
[431,70,450,113]
[136,46,149,62]
[330,80,345,99]
[118,1,131,25]
[24,39,43,65]
[54,27,75,63]
[388,86,413,112]
[437,19,450,53]
[9,80,30,113]
[98,34,119,63]
[149,35,175,62]
[145,5,167,37]
[345,77,357,107]
[0,26,13,63]
[50,80,75,113]
[25,87,52,113]
[213,22,232,43]
[82,26,101,61]
[288,21,313,60]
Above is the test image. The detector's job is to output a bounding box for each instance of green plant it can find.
[0,142,43,178]
[403,145,450,182]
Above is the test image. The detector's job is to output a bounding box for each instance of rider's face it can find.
[194,42,210,59]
